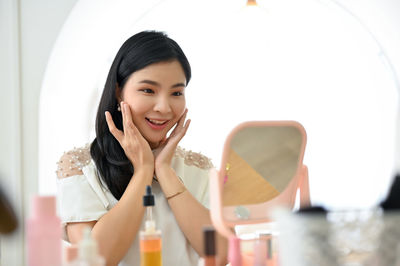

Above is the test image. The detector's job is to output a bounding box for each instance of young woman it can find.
[56,31,227,266]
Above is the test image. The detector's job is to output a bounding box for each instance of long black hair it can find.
[90,31,191,200]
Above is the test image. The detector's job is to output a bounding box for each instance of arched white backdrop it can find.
[39,0,400,210]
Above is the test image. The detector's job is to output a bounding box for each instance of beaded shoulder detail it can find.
[56,144,91,179]
[175,146,214,170]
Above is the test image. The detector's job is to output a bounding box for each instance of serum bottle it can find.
[140,185,162,266]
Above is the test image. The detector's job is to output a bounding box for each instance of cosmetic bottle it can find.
[203,226,216,266]
[76,226,105,266]
[229,236,242,266]
[26,195,62,266]
[253,238,267,266]
[140,185,162,266]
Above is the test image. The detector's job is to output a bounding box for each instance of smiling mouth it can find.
[146,118,169,126]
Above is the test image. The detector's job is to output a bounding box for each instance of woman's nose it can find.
[153,96,172,113]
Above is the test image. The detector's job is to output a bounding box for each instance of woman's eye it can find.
[172,91,183,96]
[141,88,154,94]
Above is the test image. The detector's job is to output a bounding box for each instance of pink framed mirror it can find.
[210,121,311,239]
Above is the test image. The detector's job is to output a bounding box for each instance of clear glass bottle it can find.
[139,185,162,266]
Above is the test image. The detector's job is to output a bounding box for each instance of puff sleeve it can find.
[56,145,110,241]
[172,147,214,209]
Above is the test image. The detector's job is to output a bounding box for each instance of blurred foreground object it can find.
[274,208,400,266]
[0,183,18,234]
[380,174,400,211]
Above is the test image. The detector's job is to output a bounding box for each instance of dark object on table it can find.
[297,205,328,214]
[0,184,18,234]
[297,205,328,219]
[380,174,400,211]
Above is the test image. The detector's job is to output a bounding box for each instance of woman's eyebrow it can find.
[138,80,159,86]
[171,82,186,88]
[138,80,186,88]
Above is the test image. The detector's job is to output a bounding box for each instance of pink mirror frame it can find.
[210,121,311,239]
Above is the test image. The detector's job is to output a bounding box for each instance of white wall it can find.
[335,0,400,173]
[0,0,77,264]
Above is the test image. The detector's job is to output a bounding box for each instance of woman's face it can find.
[120,60,187,149]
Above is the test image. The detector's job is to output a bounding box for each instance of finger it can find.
[170,109,188,137]
[169,118,191,147]
[180,118,191,138]
[183,118,191,134]
[105,111,123,143]
[176,117,190,140]
[122,102,141,137]
[177,109,188,128]
[121,101,129,134]
[160,137,167,146]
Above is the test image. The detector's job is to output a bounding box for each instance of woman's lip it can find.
[145,118,169,130]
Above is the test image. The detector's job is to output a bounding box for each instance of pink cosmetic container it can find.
[26,195,62,266]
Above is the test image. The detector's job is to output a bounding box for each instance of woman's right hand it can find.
[105,101,154,173]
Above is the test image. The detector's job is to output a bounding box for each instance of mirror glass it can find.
[222,124,305,207]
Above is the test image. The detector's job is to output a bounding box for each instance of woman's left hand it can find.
[154,109,190,172]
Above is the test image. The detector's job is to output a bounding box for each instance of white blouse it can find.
[56,144,213,266]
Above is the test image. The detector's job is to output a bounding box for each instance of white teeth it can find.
[148,119,166,125]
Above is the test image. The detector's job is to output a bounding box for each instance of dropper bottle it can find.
[139,185,162,266]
